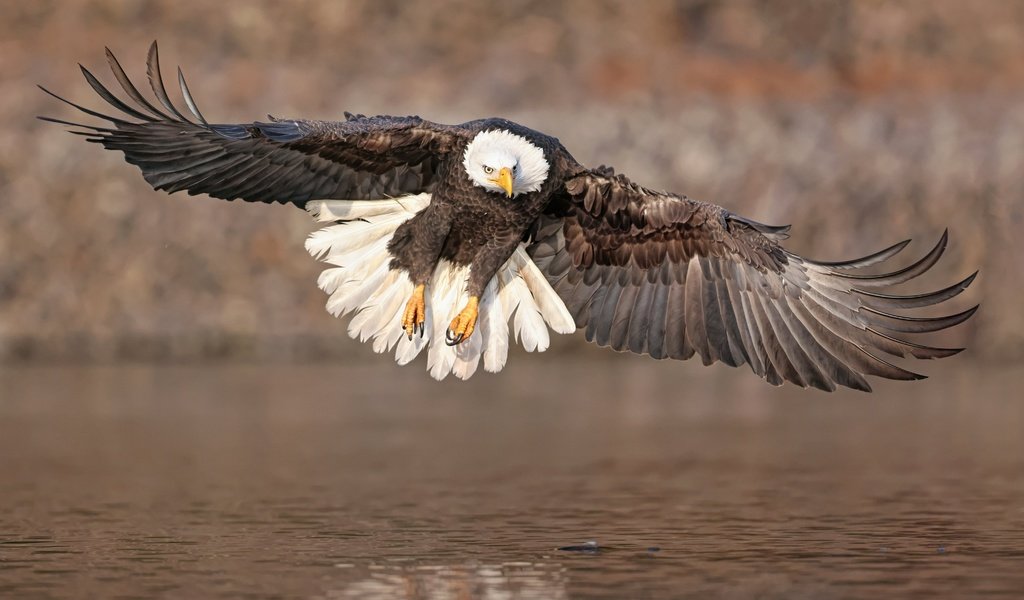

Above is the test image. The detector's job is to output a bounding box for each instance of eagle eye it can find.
[482,165,494,175]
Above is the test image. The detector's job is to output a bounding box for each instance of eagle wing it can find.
[529,167,977,392]
[39,43,463,205]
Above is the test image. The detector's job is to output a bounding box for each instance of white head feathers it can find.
[463,129,550,198]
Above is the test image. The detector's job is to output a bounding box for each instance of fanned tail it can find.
[305,195,574,380]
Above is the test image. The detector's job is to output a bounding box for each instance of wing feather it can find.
[528,168,977,391]
[103,46,172,120]
[40,42,464,206]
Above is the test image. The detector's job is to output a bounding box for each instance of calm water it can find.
[1,359,1022,599]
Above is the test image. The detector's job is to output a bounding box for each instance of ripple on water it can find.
[0,364,1022,598]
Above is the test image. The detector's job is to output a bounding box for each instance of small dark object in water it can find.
[559,541,600,553]
[647,546,660,552]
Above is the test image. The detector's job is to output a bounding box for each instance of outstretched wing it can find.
[39,42,464,205]
[529,167,977,392]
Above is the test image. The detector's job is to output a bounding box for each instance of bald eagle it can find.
[40,43,978,391]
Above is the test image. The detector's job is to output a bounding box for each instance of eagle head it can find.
[463,129,549,198]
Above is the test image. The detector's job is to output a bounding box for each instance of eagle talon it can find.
[446,296,479,346]
[402,284,426,341]
[445,329,464,346]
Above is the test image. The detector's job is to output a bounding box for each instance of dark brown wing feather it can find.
[39,42,464,206]
[529,167,977,392]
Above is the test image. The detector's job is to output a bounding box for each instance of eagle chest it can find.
[433,190,526,263]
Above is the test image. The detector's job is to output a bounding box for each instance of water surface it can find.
[1,361,1022,598]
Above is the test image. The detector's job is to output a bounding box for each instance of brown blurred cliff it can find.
[1,0,1021,364]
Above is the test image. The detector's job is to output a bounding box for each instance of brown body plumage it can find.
[39,43,978,390]
[388,118,575,299]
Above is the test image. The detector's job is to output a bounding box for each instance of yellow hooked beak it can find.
[491,167,514,198]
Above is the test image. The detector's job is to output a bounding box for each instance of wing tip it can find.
[963,270,980,287]
[176,65,209,125]
[811,237,911,270]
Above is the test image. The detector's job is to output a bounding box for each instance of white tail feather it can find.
[478,278,508,373]
[309,197,431,222]
[308,217,407,264]
[347,270,401,342]
[325,261,390,317]
[305,195,576,380]
[426,261,468,380]
[498,268,550,353]
[367,280,411,346]
[316,235,393,295]
[512,249,577,334]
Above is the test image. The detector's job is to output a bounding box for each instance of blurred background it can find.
[3,3,1024,598]
[1,0,1019,364]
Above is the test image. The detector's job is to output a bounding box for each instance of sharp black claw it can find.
[445,328,462,346]
[418,322,424,338]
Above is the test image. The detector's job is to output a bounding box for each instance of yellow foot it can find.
[402,284,426,340]
[446,296,479,346]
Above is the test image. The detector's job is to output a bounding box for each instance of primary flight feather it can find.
[39,43,979,390]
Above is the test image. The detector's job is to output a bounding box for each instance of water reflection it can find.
[1,361,1022,598]
[318,563,568,600]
